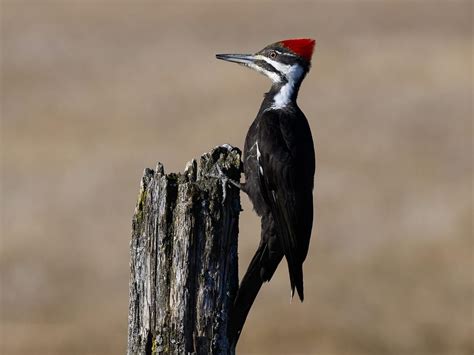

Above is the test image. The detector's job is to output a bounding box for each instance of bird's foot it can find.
[218,165,242,189]
[212,164,242,189]
[208,164,241,203]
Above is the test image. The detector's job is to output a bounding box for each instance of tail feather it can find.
[285,258,304,301]
[228,244,282,348]
[291,261,304,301]
[228,245,265,348]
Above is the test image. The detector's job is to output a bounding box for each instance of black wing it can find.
[256,109,314,300]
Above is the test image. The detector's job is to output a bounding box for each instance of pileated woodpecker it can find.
[216,38,316,346]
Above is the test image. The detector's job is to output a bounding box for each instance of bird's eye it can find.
[269,51,277,59]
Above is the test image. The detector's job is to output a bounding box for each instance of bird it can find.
[216,38,316,347]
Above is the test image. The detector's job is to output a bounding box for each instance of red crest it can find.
[279,38,316,61]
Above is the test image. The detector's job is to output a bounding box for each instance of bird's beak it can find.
[215,53,256,66]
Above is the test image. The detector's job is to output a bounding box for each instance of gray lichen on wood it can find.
[128,145,242,355]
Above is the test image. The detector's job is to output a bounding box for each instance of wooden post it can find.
[127,145,242,355]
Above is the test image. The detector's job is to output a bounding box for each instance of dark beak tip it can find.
[216,54,231,61]
[214,53,254,65]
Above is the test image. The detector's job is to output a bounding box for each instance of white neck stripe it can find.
[250,55,305,110]
[272,64,304,109]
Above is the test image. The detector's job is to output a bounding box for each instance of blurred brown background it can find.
[1,1,472,354]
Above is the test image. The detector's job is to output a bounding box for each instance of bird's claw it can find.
[209,164,241,203]
[215,164,241,189]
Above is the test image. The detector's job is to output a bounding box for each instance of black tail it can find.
[228,245,265,349]
[228,244,283,349]
[288,259,304,301]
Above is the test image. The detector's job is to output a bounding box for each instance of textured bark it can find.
[127,145,242,355]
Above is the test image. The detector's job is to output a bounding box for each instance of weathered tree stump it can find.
[127,145,242,355]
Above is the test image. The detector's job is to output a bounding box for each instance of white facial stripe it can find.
[252,55,305,110]
[248,61,281,83]
[257,55,304,82]
[256,55,293,76]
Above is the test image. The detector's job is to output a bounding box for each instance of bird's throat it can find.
[272,81,297,109]
[266,64,304,111]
